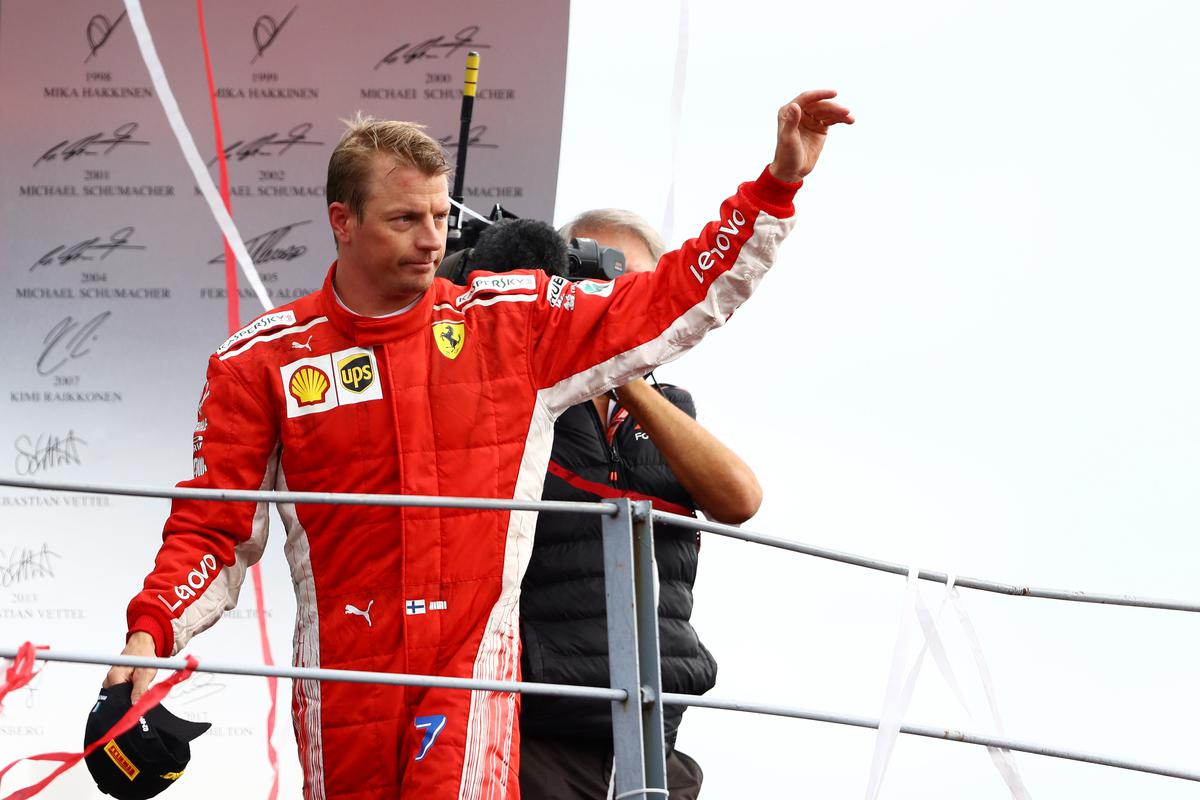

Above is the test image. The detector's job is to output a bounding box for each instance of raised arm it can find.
[523,88,854,413]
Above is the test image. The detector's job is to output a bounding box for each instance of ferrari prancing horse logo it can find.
[434,321,465,360]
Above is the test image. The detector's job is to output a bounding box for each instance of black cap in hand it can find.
[83,682,210,799]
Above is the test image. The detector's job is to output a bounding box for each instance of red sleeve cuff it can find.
[129,614,172,658]
[747,165,803,215]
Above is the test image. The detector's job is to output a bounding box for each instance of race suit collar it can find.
[321,261,435,344]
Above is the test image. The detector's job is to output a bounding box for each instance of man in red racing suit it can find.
[107,91,854,799]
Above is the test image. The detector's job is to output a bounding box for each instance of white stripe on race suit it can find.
[277,470,327,800]
[542,208,792,416]
[459,293,538,313]
[219,317,329,361]
[122,0,271,312]
[458,392,556,800]
[170,445,279,653]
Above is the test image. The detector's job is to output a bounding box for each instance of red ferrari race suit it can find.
[125,167,800,799]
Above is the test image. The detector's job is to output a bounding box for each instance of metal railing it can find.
[3,477,1200,797]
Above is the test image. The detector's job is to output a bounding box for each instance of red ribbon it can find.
[250,563,281,800]
[195,0,239,334]
[0,643,45,712]
[0,654,199,800]
[195,2,280,796]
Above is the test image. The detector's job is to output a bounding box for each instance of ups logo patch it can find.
[338,353,375,393]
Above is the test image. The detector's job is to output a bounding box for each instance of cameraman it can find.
[519,209,762,799]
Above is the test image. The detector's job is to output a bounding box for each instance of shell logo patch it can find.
[289,366,331,406]
[281,347,383,418]
[434,321,465,360]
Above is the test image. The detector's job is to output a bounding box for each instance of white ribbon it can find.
[863,567,921,799]
[943,576,1031,798]
[449,196,493,225]
[123,0,272,313]
[660,0,689,244]
[865,569,1031,799]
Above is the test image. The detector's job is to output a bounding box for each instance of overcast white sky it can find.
[556,1,1200,797]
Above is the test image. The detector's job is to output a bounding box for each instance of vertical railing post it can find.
[604,498,668,800]
[603,498,648,797]
[632,499,668,795]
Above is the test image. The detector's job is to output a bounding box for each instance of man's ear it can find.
[329,202,353,247]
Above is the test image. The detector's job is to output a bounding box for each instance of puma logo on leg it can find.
[344,600,374,627]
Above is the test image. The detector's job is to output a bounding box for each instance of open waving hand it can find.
[770,89,855,182]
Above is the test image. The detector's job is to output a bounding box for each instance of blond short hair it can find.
[326,113,451,221]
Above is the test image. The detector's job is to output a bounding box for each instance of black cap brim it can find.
[144,704,211,743]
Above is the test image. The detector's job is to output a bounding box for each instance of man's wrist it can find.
[764,162,805,187]
[753,165,803,212]
[126,631,154,649]
[128,615,169,657]
[613,378,654,408]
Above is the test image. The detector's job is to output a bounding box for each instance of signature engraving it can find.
[208,123,324,166]
[437,124,498,151]
[86,11,126,62]
[34,122,149,167]
[373,25,490,71]
[31,227,144,271]
[174,670,228,704]
[37,312,111,376]
[209,220,309,265]
[252,5,298,63]
[21,669,46,709]
[14,432,87,476]
[0,545,63,588]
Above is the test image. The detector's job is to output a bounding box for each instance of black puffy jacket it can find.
[520,384,719,744]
